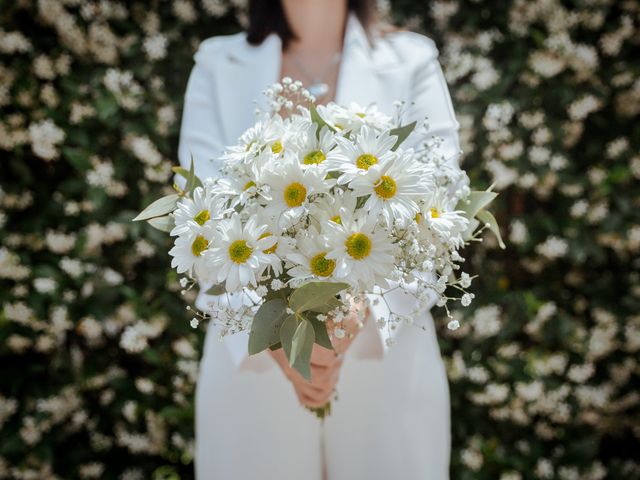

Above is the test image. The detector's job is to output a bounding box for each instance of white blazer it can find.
[178,13,458,480]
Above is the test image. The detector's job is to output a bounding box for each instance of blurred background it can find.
[1,0,639,479]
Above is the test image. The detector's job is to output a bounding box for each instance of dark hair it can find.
[246,0,378,49]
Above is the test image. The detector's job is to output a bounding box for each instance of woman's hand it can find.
[268,301,370,409]
[268,344,342,408]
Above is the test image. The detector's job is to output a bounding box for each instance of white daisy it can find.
[327,125,397,185]
[169,224,215,281]
[417,188,469,246]
[261,156,330,228]
[349,152,428,227]
[287,227,337,281]
[221,116,278,164]
[203,214,275,292]
[308,188,357,229]
[293,124,341,170]
[171,186,219,236]
[316,102,393,133]
[325,213,397,290]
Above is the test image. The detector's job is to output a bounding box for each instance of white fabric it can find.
[178,13,461,479]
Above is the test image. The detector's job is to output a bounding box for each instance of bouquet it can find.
[134,78,503,417]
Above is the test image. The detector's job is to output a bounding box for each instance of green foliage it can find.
[389,120,417,151]
[288,281,349,314]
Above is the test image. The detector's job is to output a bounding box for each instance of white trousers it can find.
[195,312,451,480]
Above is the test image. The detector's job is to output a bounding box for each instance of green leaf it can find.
[310,103,336,137]
[290,319,315,380]
[62,147,91,171]
[310,318,333,350]
[457,190,498,219]
[477,209,506,249]
[172,154,203,191]
[248,298,288,355]
[389,121,417,151]
[133,194,179,221]
[205,283,225,295]
[311,297,342,314]
[280,314,298,361]
[147,215,174,233]
[288,281,349,314]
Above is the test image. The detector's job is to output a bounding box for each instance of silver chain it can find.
[288,51,342,96]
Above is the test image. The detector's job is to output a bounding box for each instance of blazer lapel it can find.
[336,14,410,114]
[212,33,282,144]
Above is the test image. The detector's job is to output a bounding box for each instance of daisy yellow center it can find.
[243,180,256,191]
[259,232,278,254]
[345,232,372,260]
[303,150,326,165]
[356,153,378,170]
[356,112,366,118]
[374,175,397,199]
[191,235,208,257]
[228,240,253,264]
[415,212,423,223]
[335,123,345,130]
[193,209,210,225]
[310,252,336,277]
[283,182,307,208]
[430,208,440,219]
[271,140,283,154]
[330,215,342,225]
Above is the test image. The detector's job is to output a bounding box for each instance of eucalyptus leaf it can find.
[462,217,480,241]
[133,194,179,222]
[172,162,203,191]
[457,191,498,219]
[311,297,342,314]
[389,121,417,151]
[248,298,288,355]
[279,314,298,361]
[476,209,506,249]
[147,215,174,233]
[289,281,349,313]
[290,318,314,366]
[310,318,333,350]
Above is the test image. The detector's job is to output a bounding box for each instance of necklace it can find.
[289,51,342,99]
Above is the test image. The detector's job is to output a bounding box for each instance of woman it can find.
[177,0,461,478]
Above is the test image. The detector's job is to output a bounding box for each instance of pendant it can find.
[308,82,329,99]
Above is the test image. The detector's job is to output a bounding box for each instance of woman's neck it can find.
[281,0,348,55]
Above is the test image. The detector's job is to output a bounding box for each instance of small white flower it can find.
[461,293,475,307]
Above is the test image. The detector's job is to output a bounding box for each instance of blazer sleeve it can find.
[366,33,466,354]
[177,39,262,372]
